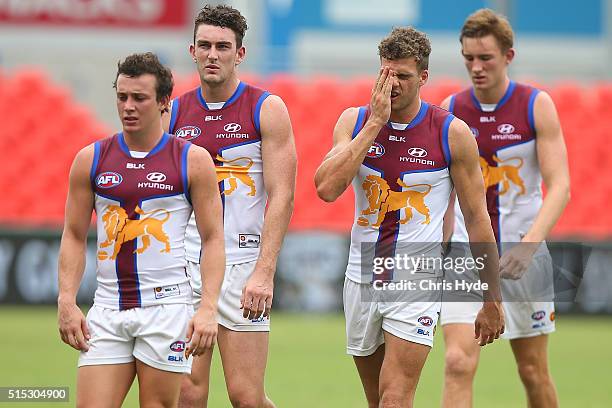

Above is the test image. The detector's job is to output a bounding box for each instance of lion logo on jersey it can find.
[358,175,432,228]
[215,155,256,197]
[97,205,171,261]
[480,155,526,195]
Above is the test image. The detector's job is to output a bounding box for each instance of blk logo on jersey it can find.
[480,116,496,123]
[127,163,145,169]
[96,172,123,188]
[389,135,406,142]
[357,175,431,228]
[97,205,171,261]
[366,142,385,158]
[175,126,201,141]
[215,155,256,196]
[479,155,526,195]
[205,114,222,121]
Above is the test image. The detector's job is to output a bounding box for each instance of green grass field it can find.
[1,307,610,407]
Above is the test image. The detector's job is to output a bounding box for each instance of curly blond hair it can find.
[460,8,514,52]
[378,27,431,71]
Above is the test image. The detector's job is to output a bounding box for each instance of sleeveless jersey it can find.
[91,133,193,310]
[449,81,542,247]
[169,82,270,265]
[346,102,454,283]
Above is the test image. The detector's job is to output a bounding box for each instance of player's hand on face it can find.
[240,271,273,321]
[185,307,217,358]
[474,301,505,346]
[369,66,394,126]
[500,242,538,280]
[57,301,90,352]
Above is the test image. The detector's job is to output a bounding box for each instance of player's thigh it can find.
[510,334,550,368]
[184,345,214,390]
[136,359,184,408]
[77,363,136,408]
[379,330,431,391]
[353,344,385,402]
[217,325,269,393]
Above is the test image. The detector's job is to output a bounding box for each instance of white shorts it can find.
[78,304,193,373]
[188,260,270,332]
[343,277,441,356]
[440,244,483,325]
[440,249,556,339]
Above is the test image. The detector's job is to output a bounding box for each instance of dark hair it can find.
[378,27,431,71]
[193,4,248,48]
[460,8,514,52]
[113,52,174,102]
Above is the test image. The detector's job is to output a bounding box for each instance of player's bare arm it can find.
[240,95,297,320]
[185,145,225,358]
[500,91,570,279]
[314,67,393,202]
[448,117,504,345]
[57,144,95,352]
[440,96,456,246]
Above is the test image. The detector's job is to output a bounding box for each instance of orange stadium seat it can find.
[1,70,611,239]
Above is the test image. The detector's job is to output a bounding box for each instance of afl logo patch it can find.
[175,126,201,141]
[366,142,385,158]
[170,341,186,353]
[96,172,123,188]
[418,316,434,327]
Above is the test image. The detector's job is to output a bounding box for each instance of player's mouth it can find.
[205,64,220,72]
[472,75,487,84]
[123,116,138,124]
[391,91,400,101]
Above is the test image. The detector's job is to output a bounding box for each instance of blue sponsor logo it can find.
[251,315,265,323]
[532,322,546,329]
[417,328,430,336]
[168,355,184,362]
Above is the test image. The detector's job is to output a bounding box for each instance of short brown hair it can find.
[193,4,248,49]
[113,52,174,102]
[460,8,514,52]
[378,27,431,71]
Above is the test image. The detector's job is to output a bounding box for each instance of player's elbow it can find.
[316,182,341,203]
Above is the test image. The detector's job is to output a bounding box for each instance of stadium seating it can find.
[0,69,609,238]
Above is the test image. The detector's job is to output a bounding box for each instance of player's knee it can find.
[445,348,478,379]
[179,375,208,407]
[379,390,409,408]
[227,387,264,408]
[517,361,548,389]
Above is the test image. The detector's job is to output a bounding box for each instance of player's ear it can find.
[160,95,171,113]
[505,48,515,64]
[235,46,246,66]
[419,69,429,87]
